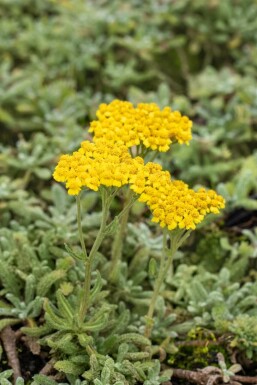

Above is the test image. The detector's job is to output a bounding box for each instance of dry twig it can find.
[0,326,21,381]
[39,358,55,375]
[172,368,257,385]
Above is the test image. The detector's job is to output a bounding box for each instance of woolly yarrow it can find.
[53,100,225,338]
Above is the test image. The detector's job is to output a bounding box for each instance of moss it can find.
[168,328,230,370]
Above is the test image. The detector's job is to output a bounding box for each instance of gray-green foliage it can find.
[0,370,24,385]
[1,0,257,383]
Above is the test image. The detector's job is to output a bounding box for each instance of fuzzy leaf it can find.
[24,275,36,304]
[90,271,104,304]
[56,289,74,321]
[0,262,21,297]
[54,360,83,376]
[21,323,53,337]
[33,167,52,180]
[0,370,13,379]
[0,318,20,331]
[111,310,130,335]
[37,270,66,297]
[44,300,69,331]
[77,333,94,348]
[124,352,150,361]
[115,333,151,347]
[101,335,119,354]
[101,365,111,383]
[32,374,58,385]
[47,333,78,355]
[26,297,44,318]
[52,184,68,214]
[229,364,242,374]
[148,258,157,279]
[189,280,208,303]
[15,378,25,385]
[65,244,85,261]
[82,314,108,332]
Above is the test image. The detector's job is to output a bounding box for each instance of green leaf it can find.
[65,244,86,261]
[229,364,242,374]
[190,281,209,303]
[44,300,69,331]
[15,378,25,385]
[54,360,83,376]
[21,323,53,337]
[56,289,74,321]
[82,314,108,332]
[32,374,58,385]
[148,258,157,279]
[37,270,66,297]
[115,333,151,347]
[52,184,68,214]
[0,262,21,296]
[24,274,36,304]
[0,370,13,380]
[26,297,44,318]
[90,271,103,304]
[33,168,52,180]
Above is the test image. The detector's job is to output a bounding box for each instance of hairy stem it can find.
[144,230,182,338]
[78,189,111,324]
[109,189,135,282]
[76,194,88,259]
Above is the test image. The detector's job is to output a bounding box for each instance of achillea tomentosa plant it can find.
[41,100,224,383]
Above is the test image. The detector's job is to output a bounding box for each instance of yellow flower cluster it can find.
[130,162,225,230]
[53,100,224,230]
[89,100,192,152]
[53,140,143,195]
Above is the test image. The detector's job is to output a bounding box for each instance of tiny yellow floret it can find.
[130,162,225,230]
[89,100,192,153]
[53,140,143,195]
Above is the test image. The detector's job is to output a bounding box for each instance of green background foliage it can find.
[0,0,257,383]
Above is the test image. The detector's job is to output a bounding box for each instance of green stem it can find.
[144,229,182,338]
[21,169,32,189]
[78,189,111,324]
[109,189,135,282]
[146,149,158,163]
[76,194,88,259]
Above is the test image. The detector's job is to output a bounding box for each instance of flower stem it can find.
[78,189,111,325]
[76,194,88,259]
[144,229,184,338]
[109,188,135,282]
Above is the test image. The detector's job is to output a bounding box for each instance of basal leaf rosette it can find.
[130,162,225,231]
[53,139,144,195]
[89,100,192,152]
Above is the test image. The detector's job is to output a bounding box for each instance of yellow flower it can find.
[130,162,225,230]
[53,100,224,231]
[89,100,192,153]
[53,140,143,195]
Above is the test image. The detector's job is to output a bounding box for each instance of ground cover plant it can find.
[1,0,257,384]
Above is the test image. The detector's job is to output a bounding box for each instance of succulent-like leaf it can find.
[44,300,70,331]
[21,323,53,337]
[56,289,74,321]
[0,318,20,332]
[54,360,83,376]
[115,333,151,348]
[37,270,66,297]
[32,374,58,385]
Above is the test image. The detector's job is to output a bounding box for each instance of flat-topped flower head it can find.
[130,162,225,230]
[89,100,192,152]
[53,139,144,195]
